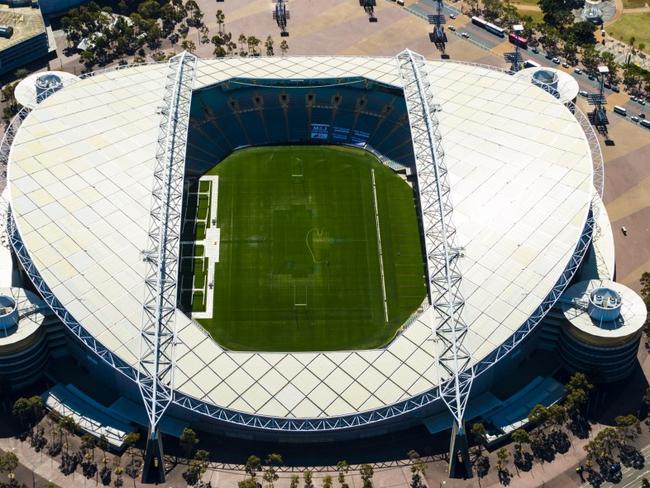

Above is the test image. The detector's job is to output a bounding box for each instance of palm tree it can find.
[181,39,196,53]
[289,474,299,488]
[216,9,225,33]
[303,469,314,488]
[238,34,247,55]
[336,460,349,487]
[322,474,333,488]
[180,427,199,460]
[496,447,511,485]
[244,455,261,480]
[262,453,283,488]
[470,422,488,454]
[265,35,274,56]
[359,464,373,488]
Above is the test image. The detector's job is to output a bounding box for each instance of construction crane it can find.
[273,0,290,37]
[428,0,448,58]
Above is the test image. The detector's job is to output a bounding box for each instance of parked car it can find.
[551,57,561,64]
[631,116,640,122]
[461,32,470,38]
[574,68,582,74]
[611,85,620,93]
[588,74,595,80]
[640,99,646,105]
[562,61,569,68]
[449,25,456,31]
[449,13,457,19]
[604,82,612,89]
[632,96,639,102]
[531,47,539,54]
[579,90,589,97]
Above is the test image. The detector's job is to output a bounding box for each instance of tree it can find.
[482,0,503,22]
[183,449,210,486]
[238,479,258,488]
[471,422,488,452]
[12,396,44,429]
[528,404,549,428]
[262,453,283,488]
[113,466,124,488]
[180,428,199,460]
[265,35,274,56]
[247,36,261,56]
[581,45,601,75]
[569,21,596,46]
[322,474,333,488]
[408,450,426,488]
[181,39,196,53]
[245,455,261,479]
[0,451,19,479]
[289,474,300,488]
[14,68,29,79]
[304,469,314,488]
[59,415,77,452]
[642,478,650,488]
[216,9,225,33]
[359,464,373,488]
[336,460,349,488]
[238,34,247,55]
[280,40,289,56]
[496,447,511,485]
[123,431,140,473]
[512,429,530,450]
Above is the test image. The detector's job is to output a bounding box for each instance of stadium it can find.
[0,51,647,480]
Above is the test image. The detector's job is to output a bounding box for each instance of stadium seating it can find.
[186,77,416,176]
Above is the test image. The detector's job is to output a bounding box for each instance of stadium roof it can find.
[8,57,595,420]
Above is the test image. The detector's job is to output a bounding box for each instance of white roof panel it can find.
[8,56,594,420]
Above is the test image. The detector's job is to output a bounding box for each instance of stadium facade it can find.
[0,53,646,478]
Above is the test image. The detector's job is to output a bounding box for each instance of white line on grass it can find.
[371,168,389,323]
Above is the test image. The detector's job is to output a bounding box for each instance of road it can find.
[581,443,650,488]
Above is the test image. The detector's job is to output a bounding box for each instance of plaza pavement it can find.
[9,1,648,486]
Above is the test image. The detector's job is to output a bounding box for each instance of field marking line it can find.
[371,168,389,324]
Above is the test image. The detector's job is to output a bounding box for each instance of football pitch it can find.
[181,145,426,352]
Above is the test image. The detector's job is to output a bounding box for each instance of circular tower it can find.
[560,280,647,382]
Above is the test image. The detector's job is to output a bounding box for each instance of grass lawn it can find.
[193,145,426,352]
[512,0,540,6]
[608,13,650,54]
[517,9,544,23]
[622,0,649,9]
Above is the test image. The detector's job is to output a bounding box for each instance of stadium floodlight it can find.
[137,50,197,484]
[397,49,473,479]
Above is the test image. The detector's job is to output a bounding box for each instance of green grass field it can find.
[608,14,650,54]
[622,0,648,9]
[187,145,426,352]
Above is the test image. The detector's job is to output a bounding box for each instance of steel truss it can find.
[3,57,602,433]
[397,49,472,434]
[138,51,197,434]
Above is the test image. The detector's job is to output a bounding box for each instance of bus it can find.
[508,32,528,49]
[523,59,541,69]
[613,105,627,116]
[471,16,505,37]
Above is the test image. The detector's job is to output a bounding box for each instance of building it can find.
[0,53,645,478]
[0,4,48,77]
